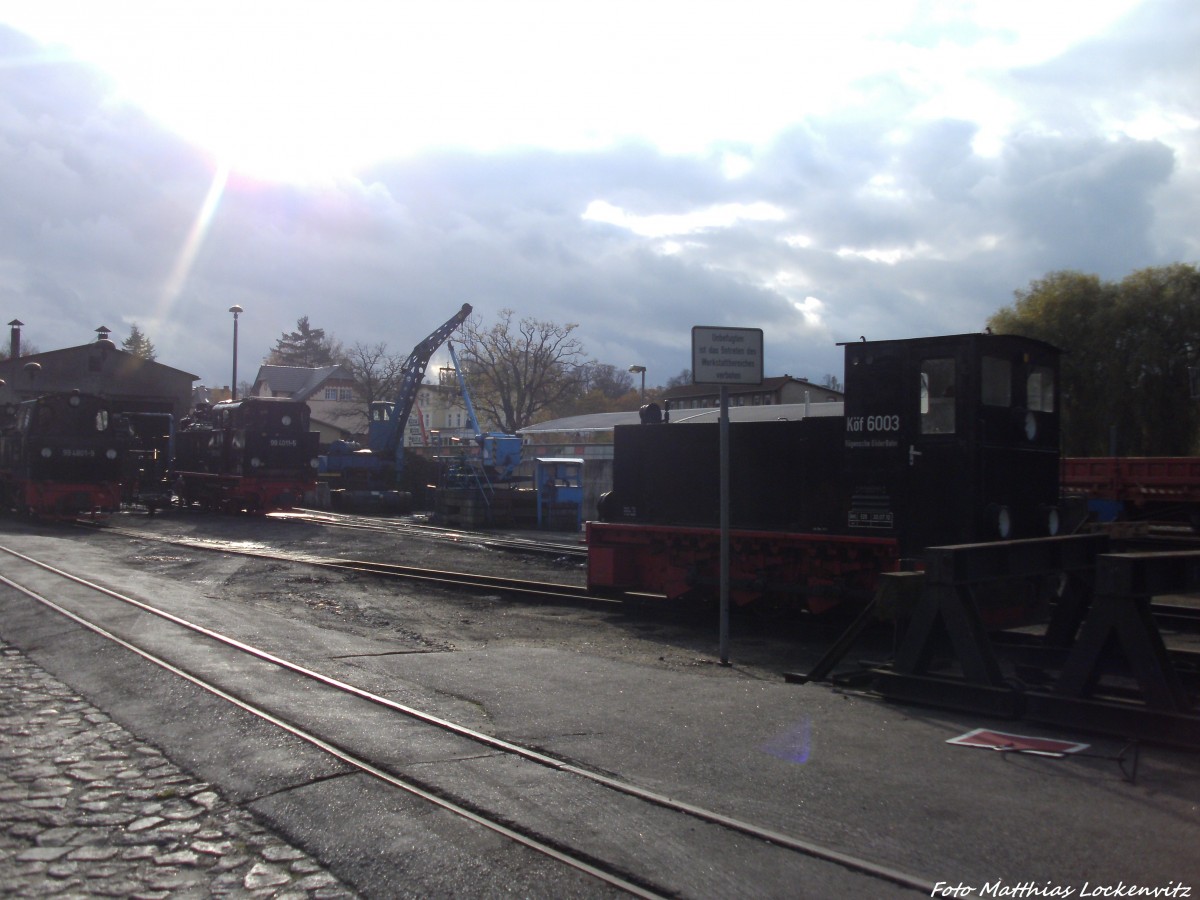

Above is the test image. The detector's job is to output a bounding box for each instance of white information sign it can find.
[691,326,764,386]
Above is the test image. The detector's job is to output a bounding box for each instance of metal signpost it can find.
[691,326,764,664]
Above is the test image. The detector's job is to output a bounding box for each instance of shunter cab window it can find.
[920,358,956,434]
[981,356,1012,407]
[1027,366,1055,412]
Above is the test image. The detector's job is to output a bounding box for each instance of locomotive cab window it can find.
[981,356,1012,407]
[1027,365,1055,412]
[919,358,956,434]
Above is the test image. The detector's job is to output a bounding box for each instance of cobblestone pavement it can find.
[0,643,360,899]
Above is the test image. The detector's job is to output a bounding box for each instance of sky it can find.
[1,0,1197,393]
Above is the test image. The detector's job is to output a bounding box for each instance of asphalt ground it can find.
[1,513,1198,898]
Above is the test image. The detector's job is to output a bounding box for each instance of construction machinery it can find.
[434,341,527,526]
[320,303,472,511]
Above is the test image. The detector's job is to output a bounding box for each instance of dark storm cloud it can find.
[999,135,1175,273]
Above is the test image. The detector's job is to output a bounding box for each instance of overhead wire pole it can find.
[719,384,731,665]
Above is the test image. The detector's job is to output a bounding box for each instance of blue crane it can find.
[446,340,522,481]
[366,303,473,479]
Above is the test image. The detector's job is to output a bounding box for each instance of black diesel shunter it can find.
[588,331,1062,611]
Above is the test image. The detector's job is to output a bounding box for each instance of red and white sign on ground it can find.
[947,728,1090,757]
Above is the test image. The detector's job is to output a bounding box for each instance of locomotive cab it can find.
[174,396,320,513]
[842,332,1061,557]
[0,390,125,518]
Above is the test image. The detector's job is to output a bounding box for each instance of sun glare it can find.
[4,0,1149,183]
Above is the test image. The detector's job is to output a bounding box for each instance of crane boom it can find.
[446,342,482,438]
[369,303,472,475]
[445,340,523,481]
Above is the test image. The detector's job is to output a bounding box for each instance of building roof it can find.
[1,342,200,382]
[660,375,842,401]
[518,401,844,435]
[252,364,352,401]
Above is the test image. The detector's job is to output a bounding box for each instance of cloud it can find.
[0,2,1197,392]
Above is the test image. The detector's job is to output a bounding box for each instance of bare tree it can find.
[580,361,635,399]
[0,339,39,361]
[456,309,586,433]
[344,341,407,407]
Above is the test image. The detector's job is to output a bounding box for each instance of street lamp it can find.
[229,305,243,400]
[628,364,646,404]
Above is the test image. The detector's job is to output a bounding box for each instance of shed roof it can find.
[519,401,844,435]
[659,375,842,401]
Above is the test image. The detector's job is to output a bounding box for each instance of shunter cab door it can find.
[905,344,973,553]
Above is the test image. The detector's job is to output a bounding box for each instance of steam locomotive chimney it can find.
[8,319,22,359]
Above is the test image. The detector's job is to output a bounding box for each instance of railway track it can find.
[0,542,938,897]
[273,507,588,560]
[98,521,613,607]
[98,517,1200,644]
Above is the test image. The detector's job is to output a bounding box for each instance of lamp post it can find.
[229,305,243,400]
[628,364,646,404]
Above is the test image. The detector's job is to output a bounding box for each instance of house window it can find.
[324,388,338,400]
[339,388,355,401]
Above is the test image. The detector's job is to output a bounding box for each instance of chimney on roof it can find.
[8,319,23,360]
[95,325,111,342]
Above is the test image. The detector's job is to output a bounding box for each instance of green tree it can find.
[989,265,1200,455]
[456,309,587,433]
[1110,264,1200,454]
[268,316,344,368]
[122,324,157,360]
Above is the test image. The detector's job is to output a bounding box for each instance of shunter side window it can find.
[981,356,1012,407]
[1027,366,1055,412]
[920,358,956,434]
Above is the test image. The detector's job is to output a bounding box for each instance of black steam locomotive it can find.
[0,390,126,519]
[587,332,1062,611]
[173,396,320,514]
